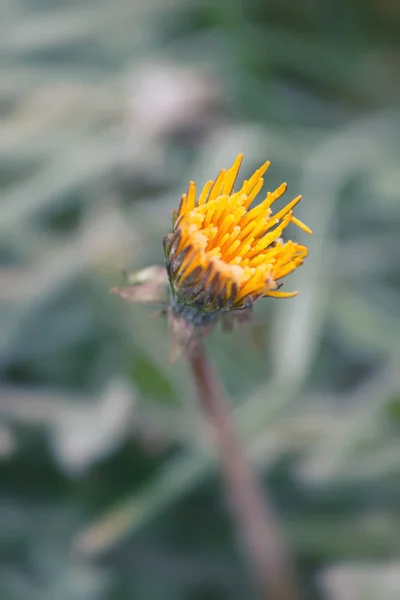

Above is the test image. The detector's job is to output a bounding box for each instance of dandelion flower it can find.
[164,154,311,324]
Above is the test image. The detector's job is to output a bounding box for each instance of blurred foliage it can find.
[1,0,400,599]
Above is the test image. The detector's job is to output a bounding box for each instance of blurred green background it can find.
[1,1,400,599]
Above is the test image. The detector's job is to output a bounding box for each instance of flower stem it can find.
[188,340,300,600]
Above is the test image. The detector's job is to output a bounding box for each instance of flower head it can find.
[164,154,311,324]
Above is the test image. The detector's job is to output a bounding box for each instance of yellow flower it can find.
[164,154,311,323]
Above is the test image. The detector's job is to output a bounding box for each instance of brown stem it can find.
[188,340,300,600]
